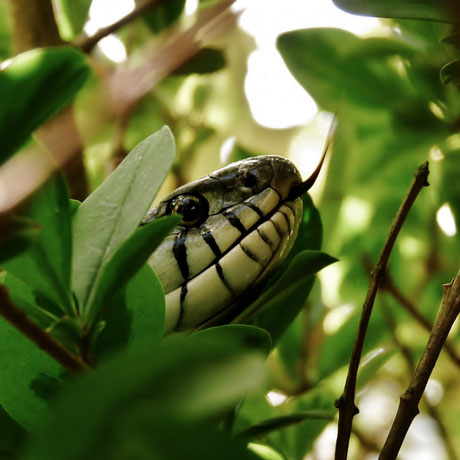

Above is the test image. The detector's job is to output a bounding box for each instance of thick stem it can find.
[0,286,88,374]
[334,162,430,460]
[6,0,62,52]
[379,270,460,459]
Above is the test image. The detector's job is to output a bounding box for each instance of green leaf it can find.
[440,60,460,85]
[2,173,74,315]
[277,28,409,111]
[193,324,272,356]
[100,415,260,460]
[54,0,92,39]
[0,317,63,430]
[85,214,179,326]
[236,251,337,344]
[236,410,334,441]
[0,47,90,163]
[72,126,175,318]
[357,347,397,389]
[23,336,266,460]
[173,48,226,75]
[142,0,186,33]
[0,216,39,262]
[1,273,58,329]
[332,0,452,22]
[94,264,166,360]
[0,403,25,457]
[317,305,389,381]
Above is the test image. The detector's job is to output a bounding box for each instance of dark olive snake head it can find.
[143,155,318,334]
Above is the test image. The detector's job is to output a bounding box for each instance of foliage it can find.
[0,0,459,459]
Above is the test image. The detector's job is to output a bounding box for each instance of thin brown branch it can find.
[382,301,458,460]
[382,274,460,368]
[379,270,460,459]
[0,286,89,374]
[334,162,430,460]
[76,0,165,53]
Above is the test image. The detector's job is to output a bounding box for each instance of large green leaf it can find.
[72,126,175,317]
[85,214,179,326]
[0,403,25,458]
[2,173,73,315]
[0,47,90,163]
[54,0,92,39]
[23,335,266,460]
[332,0,452,22]
[94,264,166,360]
[277,28,411,112]
[236,251,337,345]
[0,317,63,431]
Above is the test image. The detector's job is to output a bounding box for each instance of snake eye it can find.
[242,171,257,189]
[170,195,206,227]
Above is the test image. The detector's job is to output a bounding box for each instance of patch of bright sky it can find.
[232,0,380,129]
[436,203,457,237]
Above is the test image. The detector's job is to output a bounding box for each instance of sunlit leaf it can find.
[0,47,90,163]
[72,127,175,318]
[332,0,452,22]
[2,174,74,315]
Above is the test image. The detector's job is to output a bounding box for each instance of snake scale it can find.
[143,154,324,334]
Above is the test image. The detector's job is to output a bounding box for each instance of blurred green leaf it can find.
[0,403,25,458]
[85,214,179,326]
[0,2,11,59]
[239,251,337,345]
[54,0,92,39]
[98,415,260,460]
[142,0,185,33]
[72,126,175,318]
[236,410,333,441]
[94,264,165,360]
[440,60,460,85]
[277,28,411,111]
[317,305,389,382]
[356,347,397,389]
[173,48,226,75]
[0,317,63,430]
[0,216,39,262]
[332,0,452,22]
[0,47,90,163]
[23,336,266,460]
[194,324,272,356]
[2,173,74,315]
[268,386,336,459]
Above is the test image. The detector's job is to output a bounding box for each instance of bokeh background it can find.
[1,1,459,459]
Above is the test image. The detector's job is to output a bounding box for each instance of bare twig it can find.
[76,0,165,52]
[379,270,460,459]
[334,162,430,460]
[0,286,88,374]
[382,301,458,460]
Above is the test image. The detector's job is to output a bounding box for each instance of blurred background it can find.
[0,0,459,458]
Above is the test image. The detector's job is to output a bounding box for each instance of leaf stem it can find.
[334,162,430,460]
[379,270,460,459]
[0,286,89,374]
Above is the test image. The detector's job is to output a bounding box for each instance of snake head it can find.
[144,155,319,334]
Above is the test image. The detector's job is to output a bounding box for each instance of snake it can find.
[143,154,324,334]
